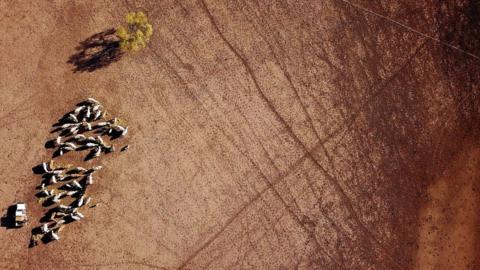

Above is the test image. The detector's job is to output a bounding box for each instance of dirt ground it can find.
[0,0,479,269]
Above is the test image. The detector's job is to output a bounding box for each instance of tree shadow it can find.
[67,28,124,73]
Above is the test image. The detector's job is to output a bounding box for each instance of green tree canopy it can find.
[116,11,153,52]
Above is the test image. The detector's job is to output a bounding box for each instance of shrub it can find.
[116,11,153,52]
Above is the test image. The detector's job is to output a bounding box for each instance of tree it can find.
[116,11,153,52]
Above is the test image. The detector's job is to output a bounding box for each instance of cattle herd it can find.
[30,98,128,246]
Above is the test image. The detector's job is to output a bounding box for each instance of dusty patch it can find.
[415,140,480,269]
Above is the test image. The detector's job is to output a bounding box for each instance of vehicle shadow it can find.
[67,28,124,73]
[1,205,18,229]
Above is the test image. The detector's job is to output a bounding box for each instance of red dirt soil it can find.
[1,0,479,269]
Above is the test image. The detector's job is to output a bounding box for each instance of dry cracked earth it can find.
[1,0,479,269]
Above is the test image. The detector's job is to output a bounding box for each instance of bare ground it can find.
[0,0,479,269]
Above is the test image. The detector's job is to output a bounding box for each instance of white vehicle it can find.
[14,203,28,227]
